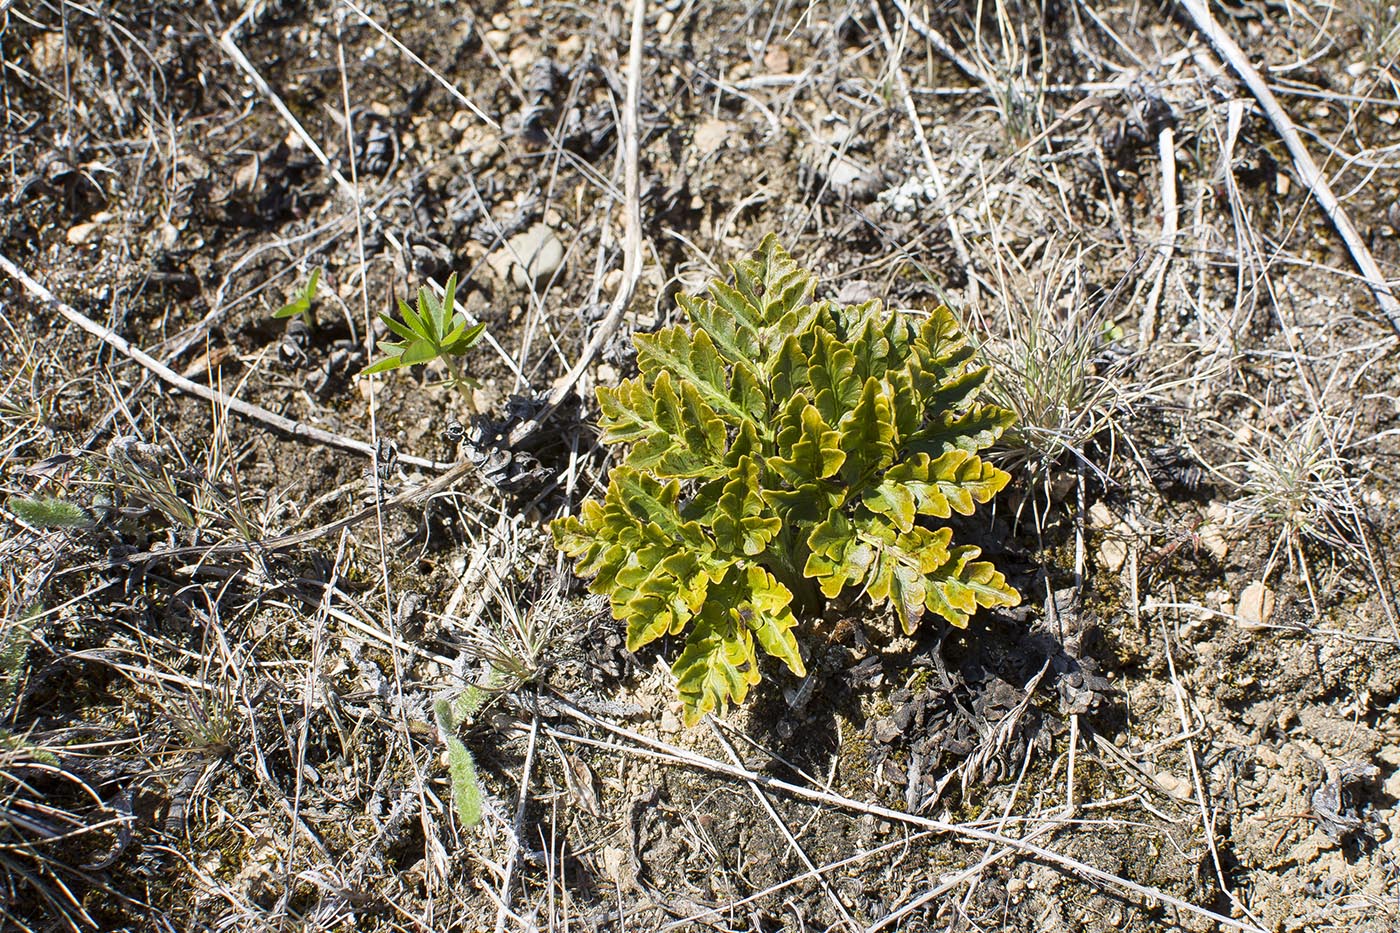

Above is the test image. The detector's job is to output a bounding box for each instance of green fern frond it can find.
[553,235,1019,724]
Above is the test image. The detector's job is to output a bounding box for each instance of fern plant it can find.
[553,236,1020,724]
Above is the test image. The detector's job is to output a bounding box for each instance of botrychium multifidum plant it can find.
[553,236,1020,724]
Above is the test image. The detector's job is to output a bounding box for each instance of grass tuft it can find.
[971,245,1132,487]
[1230,410,1364,577]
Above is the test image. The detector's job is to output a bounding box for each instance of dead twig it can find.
[0,252,449,471]
[1176,0,1400,333]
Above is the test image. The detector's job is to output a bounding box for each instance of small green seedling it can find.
[9,496,92,529]
[364,273,486,392]
[272,268,321,319]
[553,236,1020,725]
[434,682,491,828]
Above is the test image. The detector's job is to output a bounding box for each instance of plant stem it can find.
[768,530,821,616]
[441,353,473,396]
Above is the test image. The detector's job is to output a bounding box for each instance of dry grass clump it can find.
[969,244,1135,488]
[1229,409,1366,578]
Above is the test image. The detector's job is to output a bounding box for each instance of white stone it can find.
[66,221,103,245]
[1237,581,1275,627]
[827,155,866,189]
[494,223,564,289]
[1097,537,1128,573]
[693,117,732,156]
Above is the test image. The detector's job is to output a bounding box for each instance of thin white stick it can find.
[0,252,448,471]
[706,719,860,932]
[1140,127,1179,351]
[506,0,647,448]
[1177,0,1400,333]
[546,695,1268,933]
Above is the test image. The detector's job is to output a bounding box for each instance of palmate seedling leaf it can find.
[366,273,486,385]
[442,320,487,355]
[554,237,1019,725]
[401,338,439,366]
[273,268,321,319]
[381,305,422,343]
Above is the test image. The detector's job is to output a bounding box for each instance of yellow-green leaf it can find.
[837,378,895,483]
[771,396,845,487]
[740,565,805,677]
[714,457,781,556]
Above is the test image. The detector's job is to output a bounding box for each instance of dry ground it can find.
[3,0,1400,931]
